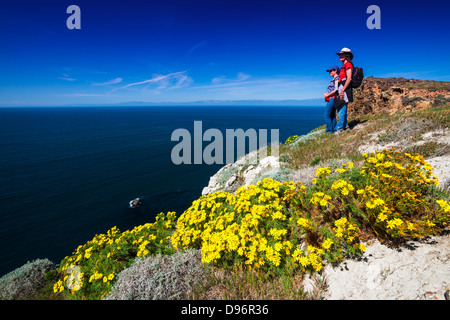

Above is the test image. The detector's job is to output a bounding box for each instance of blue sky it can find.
[0,0,449,106]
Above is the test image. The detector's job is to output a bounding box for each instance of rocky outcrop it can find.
[201,129,344,195]
[202,148,282,195]
[350,77,450,118]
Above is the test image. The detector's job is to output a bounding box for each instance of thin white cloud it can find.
[185,40,207,57]
[211,72,250,84]
[93,77,123,86]
[0,100,26,105]
[114,71,192,92]
[160,73,193,90]
[193,73,324,100]
[236,72,251,81]
[58,77,77,81]
[172,40,208,65]
[201,77,300,90]
[431,75,450,81]
[52,93,106,97]
[376,71,430,79]
[211,75,226,84]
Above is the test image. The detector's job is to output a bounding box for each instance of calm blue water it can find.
[0,106,323,276]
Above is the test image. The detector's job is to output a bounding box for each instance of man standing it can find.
[335,47,354,133]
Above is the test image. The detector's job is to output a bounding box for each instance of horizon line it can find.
[0,98,325,108]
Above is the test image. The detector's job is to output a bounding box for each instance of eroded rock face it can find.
[349,77,450,118]
[201,149,281,195]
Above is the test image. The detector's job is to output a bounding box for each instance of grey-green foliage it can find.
[105,249,209,300]
[0,258,55,300]
[279,153,292,163]
[287,129,326,148]
[218,165,238,186]
[256,168,291,184]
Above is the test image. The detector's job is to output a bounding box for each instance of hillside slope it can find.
[203,105,450,196]
[200,78,450,299]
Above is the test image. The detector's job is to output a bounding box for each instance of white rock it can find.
[201,155,281,195]
[259,156,280,169]
[316,235,450,300]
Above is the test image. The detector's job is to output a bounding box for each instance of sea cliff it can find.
[1,77,449,300]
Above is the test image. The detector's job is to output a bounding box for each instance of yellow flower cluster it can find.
[171,191,237,250]
[334,218,359,242]
[437,200,450,213]
[53,280,64,293]
[362,150,439,187]
[54,211,177,298]
[89,271,104,283]
[291,245,324,272]
[269,228,288,240]
[361,149,447,239]
[53,267,85,294]
[365,151,386,164]
[333,217,364,252]
[310,192,331,207]
[315,166,331,178]
[331,179,355,196]
[172,178,307,271]
[386,218,404,230]
[321,238,334,250]
[334,162,354,174]
[284,135,298,145]
[297,217,313,231]
[172,176,370,274]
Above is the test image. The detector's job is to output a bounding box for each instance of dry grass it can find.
[280,105,450,171]
[188,266,328,300]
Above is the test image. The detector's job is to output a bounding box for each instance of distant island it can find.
[64,98,325,107]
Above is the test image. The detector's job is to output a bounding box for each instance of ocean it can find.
[0,106,324,276]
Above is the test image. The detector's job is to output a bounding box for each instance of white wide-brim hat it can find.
[336,47,354,59]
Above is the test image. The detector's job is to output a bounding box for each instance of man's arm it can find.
[343,68,352,91]
[340,68,352,98]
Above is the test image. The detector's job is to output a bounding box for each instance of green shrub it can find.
[52,212,177,300]
[310,156,321,166]
[284,135,298,145]
[172,149,449,277]
[402,96,425,105]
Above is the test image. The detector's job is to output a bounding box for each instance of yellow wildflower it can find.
[406,222,416,231]
[378,212,387,222]
[315,167,331,177]
[322,238,333,250]
[366,201,376,209]
[426,220,435,227]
